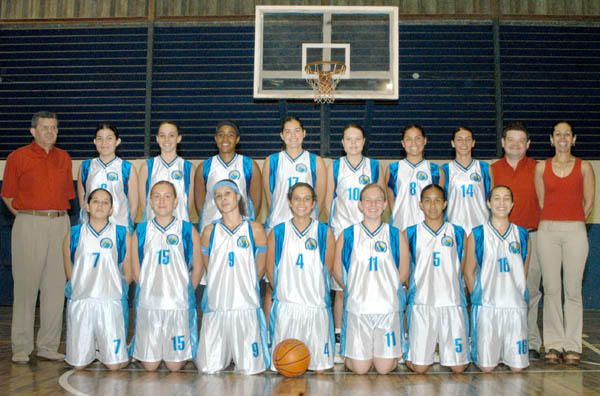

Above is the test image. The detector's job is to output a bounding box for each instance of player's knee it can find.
[165,361,185,372]
[373,358,397,374]
[345,359,371,375]
[510,366,524,373]
[142,361,161,371]
[74,365,88,371]
[450,363,469,374]
[478,365,496,373]
[408,362,430,374]
[105,363,121,371]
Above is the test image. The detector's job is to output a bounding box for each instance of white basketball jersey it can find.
[471,222,529,309]
[271,219,331,308]
[329,157,381,238]
[341,222,404,314]
[388,159,440,231]
[406,222,466,307]
[80,157,134,232]
[143,156,192,222]
[264,150,318,232]
[65,222,128,301]
[135,218,195,310]
[442,160,491,234]
[199,154,255,232]
[202,220,261,312]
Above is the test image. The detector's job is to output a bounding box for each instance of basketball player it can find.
[464,185,530,372]
[63,188,131,370]
[441,126,493,234]
[77,123,138,233]
[386,123,443,231]
[267,182,336,372]
[195,120,262,232]
[196,180,270,375]
[405,184,469,374]
[262,116,327,327]
[130,181,203,371]
[324,123,384,363]
[139,121,195,222]
[333,183,410,374]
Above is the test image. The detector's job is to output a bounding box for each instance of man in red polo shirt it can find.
[2,111,75,363]
[491,121,542,360]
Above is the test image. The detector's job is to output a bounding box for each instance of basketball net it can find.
[304,61,346,104]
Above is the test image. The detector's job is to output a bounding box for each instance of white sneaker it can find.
[37,350,65,361]
[397,356,405,364]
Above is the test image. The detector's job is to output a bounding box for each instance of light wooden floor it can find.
[2,306,600,396]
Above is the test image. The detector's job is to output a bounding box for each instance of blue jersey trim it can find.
[370,158,380,183]
[136,222,148,267]
[183,159,192,199]
[145,158,154,203]
[430,162,440,185]
[388,161,399,197]
[389,225,400,269]
[480,161,491,199]
[115,224,127,269]
[122,159,131,198]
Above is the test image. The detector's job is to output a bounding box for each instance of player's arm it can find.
[130,231,141,283]
[63,230,72,280]
[398,230,410,285]
[323,163,335,219]
[2,197,17,217]
[127,165,140,224]
[324,227,336,275]
[122,233,132,284]
[137,161,149,217]
[200,224,214,274]
[251,221,268,279]
[534,161,545,210]
[249,160,263,217]
[188,163,197,219]
[582,160,596,220]
[376,163,386,189]
[333,234,345,288]
[488,165,494,189]
[524,234,531,279]
[76,164,85,211]
[265,230,276,284]
[384,165,395,214]
[438,165,446,189]
[463,233,477,294]
[261,157,272,208]
[190,227,204,289]
[194,161,206,217]
[315,156,327,217]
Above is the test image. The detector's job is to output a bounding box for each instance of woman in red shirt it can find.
[534,121,595,365]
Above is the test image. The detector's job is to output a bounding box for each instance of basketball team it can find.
[3,112,594,374]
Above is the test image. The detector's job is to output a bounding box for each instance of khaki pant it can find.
[526,231,542,352]
[537,220,588,353]
[11,213,69,356]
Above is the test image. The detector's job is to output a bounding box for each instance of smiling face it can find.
[550,122,576,154]
[502,129,530,161]
[358,184,386,221]
[451,128,475,157]
[215,124,240,155]
[30,117,58,151]
[487,186,514,219]
[401,127,427,159]
[280,119,305,150]
[214,185,241,215]
[94,128,121,158]
[419,186,447,223]
[149,182,178,218]
[157,122,182,155]
[288,185,316,219]
[86,189,113,221]
[342,126,365,156]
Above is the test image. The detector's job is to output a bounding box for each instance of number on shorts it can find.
[461,184,474,197]
[409,182,417,196]
[454,337,463,353]
[157,249,170,265]
[92,252,100,268]
[369,256,378,272]
[433,251,441,267]
[347,187,360,201]
[296,254,304,269]
[517,339,528,355]
[251,342,259,358]
[228,251,235,267]
[113,339,121,354]
[171,335,185,351]
[324,342,329,356]
[385,331,396,347]
[288,177,299,188]
[498,257,510,272]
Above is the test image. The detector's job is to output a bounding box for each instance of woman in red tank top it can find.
[534,121,595,365]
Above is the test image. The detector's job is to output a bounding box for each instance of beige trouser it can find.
[526,231,542,352]
[536,220,588,353]
[11,212,69,356]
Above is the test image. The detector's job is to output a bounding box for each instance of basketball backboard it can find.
[254,6,399,101]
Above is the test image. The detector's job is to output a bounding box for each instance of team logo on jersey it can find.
[229,170,241,180]
[470,173,482,182]
[237,236,250,249]
[441,236,454,247]
[296,163,308,173]
[305,238,318,250]
[416,171,429,181]
[374,241,387,253]
[167,234,179,245]
[106,172,119,182]
[509,241,521,254]
[100,238,113,249]
[171,170,183,180]
[359,175,371,185]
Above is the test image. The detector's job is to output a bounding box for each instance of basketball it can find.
[273,339,311,377]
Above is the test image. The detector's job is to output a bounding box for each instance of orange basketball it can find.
[273,338,311,377]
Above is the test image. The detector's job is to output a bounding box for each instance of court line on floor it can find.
[582,333,600,357]
[59,369,90,396]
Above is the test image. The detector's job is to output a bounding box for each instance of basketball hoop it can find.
[304,61,346,104]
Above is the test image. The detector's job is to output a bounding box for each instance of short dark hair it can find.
[503,122,528,139]
[287,182,316,202]
[420,184,446,202]
[552,121,574,136]
[342,123,365,139]
[31,111,58,128]
[87,188,114,207]
[95,123,119,140]
[488,184,514,203]
[281,116,304,133]
[452,126,474,140]
[402,123,426,139]
[158,120,180,135]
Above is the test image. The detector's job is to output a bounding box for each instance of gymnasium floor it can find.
[1,307,599,396]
